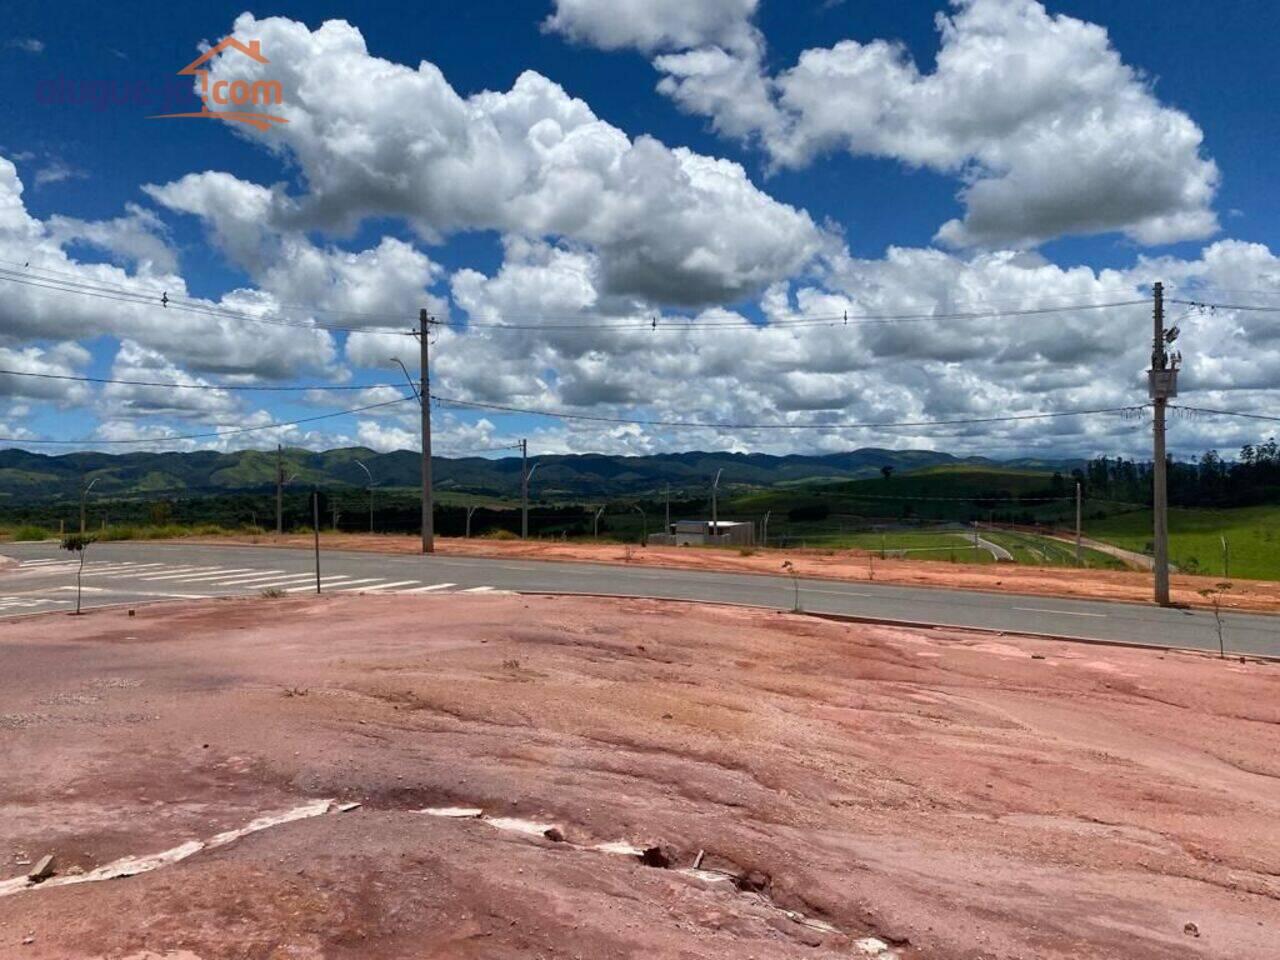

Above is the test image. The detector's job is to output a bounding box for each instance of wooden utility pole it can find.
[419,309,434,553]
[275,444,284,535]
[1149,281,1177,606]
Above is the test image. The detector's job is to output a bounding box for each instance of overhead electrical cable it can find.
[430,394,1146,431]
[0,395,415,445]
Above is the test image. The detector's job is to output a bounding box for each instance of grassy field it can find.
[1088,505,1280,581]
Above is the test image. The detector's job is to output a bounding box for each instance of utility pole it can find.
[1075,483,1083,566]
[79,477,98,535]
[665,483,671,537]
[465,505,477,538]
[711,468,723,540]
[275,444,284,536]
[593,505,605,539]
[355,459,374,534]
[312,489,321,594]
[419,309,434,553]
[762,509,771,548]
[1149,281,1177,606]
[521,439,529,539]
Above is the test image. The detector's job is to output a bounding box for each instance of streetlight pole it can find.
[593,505,605,539]
[632,504,647,543]
[466,505,478,538]
[80,477,99,535]
[522,452,539,540]
[355,459,374,534]
[711,468,723,540]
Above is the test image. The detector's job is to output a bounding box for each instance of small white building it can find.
[648,520,755,547]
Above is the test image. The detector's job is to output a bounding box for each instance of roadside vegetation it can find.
[1088,505,1280,580]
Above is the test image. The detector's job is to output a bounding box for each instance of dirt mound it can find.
[2,594,1276,958]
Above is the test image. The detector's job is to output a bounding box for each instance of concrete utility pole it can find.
[79,476,99,535]
[762,509,771,547]
[465,505,478,538]
[593,505,605,539]
[355,459,374,534]
[1149,281,1178,606]
[665,483,671,537]
[419,309,434,553]
[711,468,723,539]
[521,439,529,539]
[521,453,540,540]
[1075,482,1083,566]
[312,489,321,594]
[275,444,284,535]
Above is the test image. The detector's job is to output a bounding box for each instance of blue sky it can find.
[0,0,1277,460]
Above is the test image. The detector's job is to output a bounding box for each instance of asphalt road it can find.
[1,540,1276,657]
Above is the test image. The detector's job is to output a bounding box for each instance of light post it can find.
[632,504,647,543]
[522,462,540,539]
[593,505,606,539]
[762,509,771,548]
[79,476,100,535]
[466,505,478,538]
[711,468,723,541]
[354,459,375,534]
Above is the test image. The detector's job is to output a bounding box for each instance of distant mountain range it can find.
[0,446,1081,503]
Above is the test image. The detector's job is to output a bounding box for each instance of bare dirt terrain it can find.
[1,595,1277,959]
[190,532,1280,613]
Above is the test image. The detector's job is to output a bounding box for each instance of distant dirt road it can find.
[2,594,1276,958]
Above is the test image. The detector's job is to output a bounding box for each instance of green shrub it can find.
[482,528,519,541]
[8,524,53,542]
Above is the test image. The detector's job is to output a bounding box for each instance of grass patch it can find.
[2,524,55,542]
[1088,505,1280,580]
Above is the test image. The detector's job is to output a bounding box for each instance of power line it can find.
[0,267,416,336]
[1168,297,1280,315]
[0,368,402,393]
[438,299,1150,331]
[430,394,1146,431]
[0,395,415,446]
[1171,404,1280,424]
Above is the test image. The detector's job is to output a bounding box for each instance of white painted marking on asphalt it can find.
[163,569,261,583]
[224,574,317,589]
[129,566,213,579]
[81,562,167,576]
[138,567,243,581]
[19,559,65,566]
[199,570,292,585]
[400,583,456,593]
[461,586,495,593]
[1013,607,1108,619]
[283,577,357,593]
[350,580,420,592]
[331,578,394,591]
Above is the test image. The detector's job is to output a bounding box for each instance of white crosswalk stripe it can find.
[201,570,293,586]
[345,580,420,592]
[462,586,496,593]
[227,574,321,589]
[138,567,242,581]
[399,583,457,593]
[0,596,70,609]
[162,568,261,583]
[283,576,359,593]
[327,578,393,591]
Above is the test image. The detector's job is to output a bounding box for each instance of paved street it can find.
[1,540,1276,657]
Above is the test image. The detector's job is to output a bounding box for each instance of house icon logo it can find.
[150,37,287,131]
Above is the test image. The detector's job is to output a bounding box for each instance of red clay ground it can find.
[189,532,1280,614]
[1,594,1278,959]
